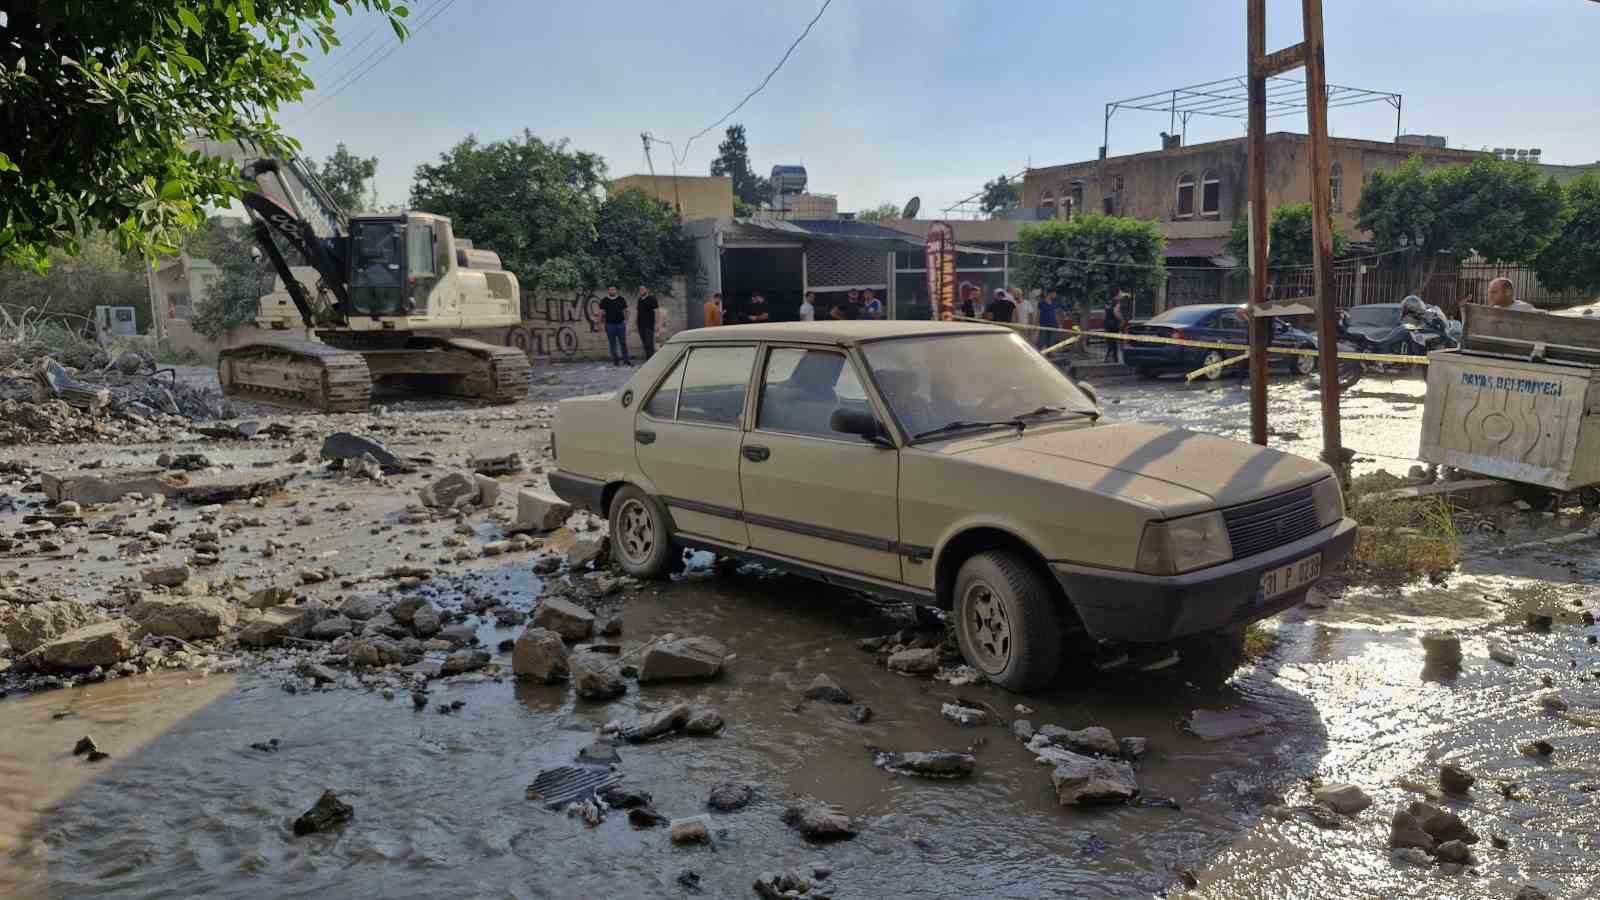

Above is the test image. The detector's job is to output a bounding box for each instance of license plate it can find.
[1260,553,1321,599]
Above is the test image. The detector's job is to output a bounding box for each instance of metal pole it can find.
[1394,94,1403,142]
[1302,0,1343,471]
[1247,0,1269,446]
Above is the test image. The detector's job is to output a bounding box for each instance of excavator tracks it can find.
[433,337,531,405]
[218,340,372,413]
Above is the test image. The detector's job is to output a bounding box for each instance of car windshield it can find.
[861,332,1098,441]
[1144,305,1226,326]
[1347,306,1400,327]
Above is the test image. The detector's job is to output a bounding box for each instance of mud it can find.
[2,362,1597,899]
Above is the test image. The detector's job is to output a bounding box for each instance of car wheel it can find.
[1295,350,1317,377]
[1201,350,1226,381]
[608,485,675,579]
[1175,627,1247,689]
[953,551,1062,693]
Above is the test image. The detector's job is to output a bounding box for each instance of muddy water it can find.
[5,552,1598,899]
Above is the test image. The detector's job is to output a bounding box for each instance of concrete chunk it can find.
[513,489,574,532]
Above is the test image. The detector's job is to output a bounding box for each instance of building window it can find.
[1070,180,1085,215]
[1330,163,1343,212]
[1200,171,1220,217]
[1039,189,1055,212]
[1112,174,1125,193]
[1175,173,1195,218]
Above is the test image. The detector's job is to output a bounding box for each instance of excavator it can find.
[214,149,531,413]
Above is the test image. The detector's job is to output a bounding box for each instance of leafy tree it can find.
[0,1,411,272]
[709,124,771,214]
[1014,214,1165,326]
[305,143,379,213]
[591,189,691,293]
[1225,203,1349,269]
[857,203,903,223]
[409,131,607,291]
[1534,174,1600,295]
[191,219,272,339]
[980,175,1021,217]
[0,232,150,331]
[1357,155,1565,285]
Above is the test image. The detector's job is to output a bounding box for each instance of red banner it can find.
[925,222,955,321]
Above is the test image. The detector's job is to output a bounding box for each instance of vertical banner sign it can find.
[925,222,956,320]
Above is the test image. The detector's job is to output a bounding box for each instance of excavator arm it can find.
[236,155,352,326]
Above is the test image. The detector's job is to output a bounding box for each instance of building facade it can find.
[607,174,735,222]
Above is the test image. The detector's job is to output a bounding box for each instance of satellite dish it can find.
[902,196,921,220]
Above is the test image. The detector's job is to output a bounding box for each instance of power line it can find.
[308,0,431,90]
[671,0,833,167]
[292,0,459,120]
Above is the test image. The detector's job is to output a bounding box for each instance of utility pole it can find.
[1245,0,1342,471]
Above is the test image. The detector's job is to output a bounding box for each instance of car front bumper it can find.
[1050,516,1357,643]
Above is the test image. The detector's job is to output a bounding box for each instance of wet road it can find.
[4,546,1598,899]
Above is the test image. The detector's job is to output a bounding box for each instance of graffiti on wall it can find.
[523,295,601,358]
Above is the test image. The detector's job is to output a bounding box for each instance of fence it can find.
[1256,262,1590,317]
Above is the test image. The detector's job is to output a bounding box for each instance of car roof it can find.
[1351,303,1399,309]
[667,320,1010,345]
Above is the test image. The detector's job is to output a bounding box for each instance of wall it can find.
[1022,133,1486,240]
[520,275,689,361]
[608,175,734,221]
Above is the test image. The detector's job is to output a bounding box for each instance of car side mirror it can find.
[830,408,891,446]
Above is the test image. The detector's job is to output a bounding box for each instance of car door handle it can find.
[742,445,770,462]
[635,430,656,445]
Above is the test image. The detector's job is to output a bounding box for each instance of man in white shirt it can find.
[798,290,816,322]
[1488,277,1537,312]
[1016,289,1038,337]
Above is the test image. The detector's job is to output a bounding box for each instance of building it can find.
[1021,132,1487,308]
[607,174,734,222]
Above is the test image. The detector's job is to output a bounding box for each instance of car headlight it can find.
[1136,511,1233,575]
[1311,476,1344,528]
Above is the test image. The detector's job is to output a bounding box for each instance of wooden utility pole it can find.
[1245,0,1342,468]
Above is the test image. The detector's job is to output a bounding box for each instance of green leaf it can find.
[394,5,409,17]
[390,17,406,40]
[158,180,185,200]
[178,8,204,35]
[174,53,206,75]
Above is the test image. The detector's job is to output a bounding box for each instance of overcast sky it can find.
[280,0,1600,216]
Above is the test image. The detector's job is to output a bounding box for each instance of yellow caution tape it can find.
[1185,352,1251,382]
[951,315,1429,366]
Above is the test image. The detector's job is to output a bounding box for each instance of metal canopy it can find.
[1103,75,1402,157]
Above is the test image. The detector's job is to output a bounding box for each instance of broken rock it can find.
[781,802,857,842]
[348,638,411,669]
[669,815,712,845]
[410,603,442,638]
[130,595,236,640]
[567,535,608,570]
[1049,751,1139,806]
[141,565,191,588]
[238,605,321,648]
[638,635,727,683]
[531,597,594,641]
[19,621,137,671]
[707,782,755,812]
[803,674,852,704]
[622,703,691,743]
[571,652,626,701]
[292,790,354,836]
[1038,725,1120,757]
[513,489,573,532]
[417,471,481,509]
[3,600,105,655]
[1184,708,1273,741]
[874,749,976,779]
[320,433,409,473]
[886,647,940,675]
[941,703,988,727]
[1439,762,1475,796]
[440,649,490,676]
[682,706,725,736]
[1312,783,1373,816]
[1419,632,1462,671]
[512,627,569,683]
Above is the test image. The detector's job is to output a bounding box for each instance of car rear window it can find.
[1144,306,1226,326]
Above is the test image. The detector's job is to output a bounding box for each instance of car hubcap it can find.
[960,580,1012,674]
[616,499,654,565]
[1297,354,1316,375]
[1204,352,1223,380]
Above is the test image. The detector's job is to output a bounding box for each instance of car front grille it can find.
[1222,485,1322,559]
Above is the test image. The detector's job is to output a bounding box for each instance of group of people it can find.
[960,284,1130,361]
[701,287,887,328]
[597,285,661,367]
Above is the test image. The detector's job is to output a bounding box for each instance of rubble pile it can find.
[0,348,234,444]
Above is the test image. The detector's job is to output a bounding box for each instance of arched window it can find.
[1039,190,1055,215]
[1200,170,1220,217]
[1330,162,1343,212]
[1175,172,1196,218]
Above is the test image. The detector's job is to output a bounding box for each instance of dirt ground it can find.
[1,361,1597,899]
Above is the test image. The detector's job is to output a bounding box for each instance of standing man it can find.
[598,286,631,366]
[703,292,724,327]
[1103,292,1128,362]
[635,285,660,359]
[984,288,1016,323]
[958,284,980,319]
[832,289,863,320]
[1036,288,1060,350]
[862,288,884,320]
[1488,277,1537,312]
[745,291,771,323]
[798,290,816,322]
[1017,289,1038,338]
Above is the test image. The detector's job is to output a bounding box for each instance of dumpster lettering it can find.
[1459,372,1563,398]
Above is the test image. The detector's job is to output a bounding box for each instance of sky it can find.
[281,0,1600,217]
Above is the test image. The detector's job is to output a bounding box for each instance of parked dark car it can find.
[1122,304,1318,380]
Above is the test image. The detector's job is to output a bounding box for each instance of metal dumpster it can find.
[1419,304,1600,491]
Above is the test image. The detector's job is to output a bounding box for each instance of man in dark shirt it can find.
[745,291,771,323]
[635,284,660,359]
[597,286,631,366]
[984,288,1016,323]
[1103,292,1128,362]
[831,289,863,320]
[958,284,980,319]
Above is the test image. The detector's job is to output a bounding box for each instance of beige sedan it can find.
[550,321,1355,692]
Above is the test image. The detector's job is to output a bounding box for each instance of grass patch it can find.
[1348,494,1461,584]
[1242,622,1279,661]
